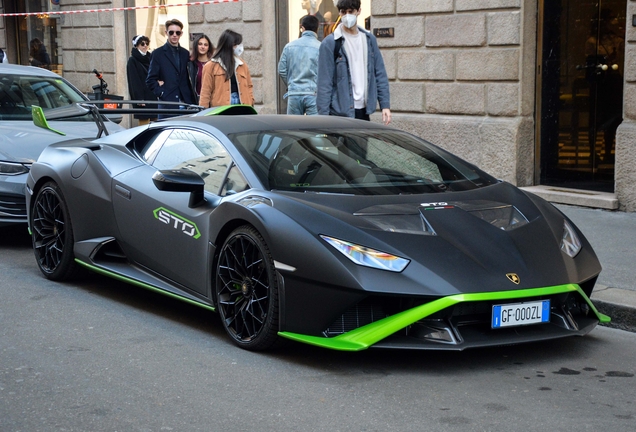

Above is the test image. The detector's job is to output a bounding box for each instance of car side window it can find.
[140,129,172,164]
[221,164,249,197]
[151,129,247,195]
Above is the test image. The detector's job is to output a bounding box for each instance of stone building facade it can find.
[1,0,635,211]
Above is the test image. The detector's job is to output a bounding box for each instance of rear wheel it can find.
[215,225,280,351]
[30,181,78,280]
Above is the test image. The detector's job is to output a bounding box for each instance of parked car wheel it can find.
[216,225,280,350]
[31,182,78,280]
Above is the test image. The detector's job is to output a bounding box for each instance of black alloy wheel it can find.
[31,181,78,280]
[216,225,280,351]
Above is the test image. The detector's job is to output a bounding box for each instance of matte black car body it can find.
[25,113,609,351]
[0,64,123,227]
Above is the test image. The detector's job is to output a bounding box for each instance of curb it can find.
[590,285,636,333]
[593,299,636,333]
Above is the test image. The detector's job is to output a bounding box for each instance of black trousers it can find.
[354,108,370,121]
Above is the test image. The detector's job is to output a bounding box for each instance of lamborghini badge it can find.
[506,273,520,284]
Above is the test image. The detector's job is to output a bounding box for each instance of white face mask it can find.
[341,14,358,29]
[233,44,244,57]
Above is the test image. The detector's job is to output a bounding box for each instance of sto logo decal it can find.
[153,207,201,239]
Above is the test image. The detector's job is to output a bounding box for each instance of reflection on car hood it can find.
[0,120,121,162]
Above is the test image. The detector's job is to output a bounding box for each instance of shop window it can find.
[132,0,189,52]
[14,0,61,73]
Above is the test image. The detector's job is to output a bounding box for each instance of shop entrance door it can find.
[539,0,625,192]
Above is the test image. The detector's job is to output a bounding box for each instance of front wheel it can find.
[215,225,280,351]
[30,181,78,280]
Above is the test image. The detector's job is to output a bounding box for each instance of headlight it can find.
[320,235,410,272]
[561,220,582,258]
[0,161,30,176]
[360,214,436,235]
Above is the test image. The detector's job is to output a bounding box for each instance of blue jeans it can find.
[231,92,241,105]
[287,95,318,115]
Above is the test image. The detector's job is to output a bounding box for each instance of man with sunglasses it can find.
[147,19,196,118]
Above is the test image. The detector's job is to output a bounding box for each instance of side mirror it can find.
[152,168,206,208]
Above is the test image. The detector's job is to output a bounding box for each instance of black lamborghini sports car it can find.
[26,108,609,351]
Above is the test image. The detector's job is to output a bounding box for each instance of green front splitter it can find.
[278,284,610,352]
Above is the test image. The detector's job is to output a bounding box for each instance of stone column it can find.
[615,0,636,211]
[371,0,536,186]
[189,0,267,111]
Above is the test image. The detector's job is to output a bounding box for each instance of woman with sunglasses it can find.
[187,34,214,104]
[126,35,158,125]
[199,29,254,108]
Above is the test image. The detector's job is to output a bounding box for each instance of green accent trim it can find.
[203,104,257,116]
[31,106,65,136]
[153,207,201,239]
[75,259,216,312]
[278,284,610,352]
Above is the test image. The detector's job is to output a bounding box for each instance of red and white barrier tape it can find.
[0,0,244,17]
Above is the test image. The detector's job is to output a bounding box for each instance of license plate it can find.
[492,300,550,328]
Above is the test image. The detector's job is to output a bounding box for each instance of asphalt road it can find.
[1,227,635,432]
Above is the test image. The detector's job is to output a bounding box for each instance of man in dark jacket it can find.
[146,19,196,118]
[316,0,391,124]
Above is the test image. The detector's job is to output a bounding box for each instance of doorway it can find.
[539,0,626,192]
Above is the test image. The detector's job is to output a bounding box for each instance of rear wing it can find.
[31,102,257,138]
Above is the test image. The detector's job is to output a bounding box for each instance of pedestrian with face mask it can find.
[146,19,196,119]
[316,0,391,124]
[198,30,254,108]
[126,35,158,125]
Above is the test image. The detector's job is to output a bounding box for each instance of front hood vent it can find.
[355,200,528,234]
[450,201,529,231]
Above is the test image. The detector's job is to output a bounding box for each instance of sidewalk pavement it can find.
[555,204,636,332]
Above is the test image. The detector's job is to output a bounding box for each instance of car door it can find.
[111,127,249,296]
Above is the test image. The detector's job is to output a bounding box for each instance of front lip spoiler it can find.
[278,284,611,352]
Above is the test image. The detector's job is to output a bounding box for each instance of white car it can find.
[0,64,123,227]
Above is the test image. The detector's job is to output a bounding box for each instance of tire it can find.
[215,225,280,351]
[30,181,78,281]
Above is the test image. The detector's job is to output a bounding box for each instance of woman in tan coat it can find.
[199,30,254,108]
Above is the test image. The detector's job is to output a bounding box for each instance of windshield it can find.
[230,129,498,195]
[0,73,88,121]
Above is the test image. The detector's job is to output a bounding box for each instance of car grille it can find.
[322,292,594,345]
[324,299,389,337]
[0,193,27,217]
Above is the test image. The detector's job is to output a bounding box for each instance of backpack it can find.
[333,37,343,62]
